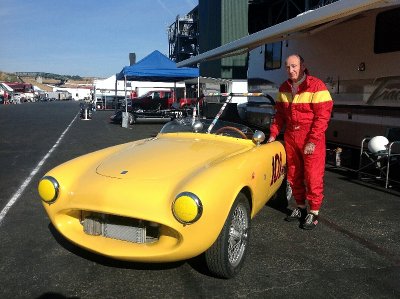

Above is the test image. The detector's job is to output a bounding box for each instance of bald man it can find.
[268,54,333,230]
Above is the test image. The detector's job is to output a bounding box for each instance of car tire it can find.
[205,192,250,278]
[269,177,292,211]
[128,113,136,125]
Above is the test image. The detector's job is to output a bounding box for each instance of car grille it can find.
[81,212,159,244]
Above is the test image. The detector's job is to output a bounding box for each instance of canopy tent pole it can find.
[121,75,129,128]
[125,75,128,114]
[174,81,176,103]
[114,75,118,112]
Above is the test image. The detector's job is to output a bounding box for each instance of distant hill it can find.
[1,71,95,92]
[14,71,84,81]
[0,72,20,82]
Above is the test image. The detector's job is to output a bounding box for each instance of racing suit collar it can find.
[289,72,307,86]
[288,73,307,96]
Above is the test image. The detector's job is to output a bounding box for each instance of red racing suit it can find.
[269,75,333,210]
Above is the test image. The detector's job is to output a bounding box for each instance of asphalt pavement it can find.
[0,101,399,298]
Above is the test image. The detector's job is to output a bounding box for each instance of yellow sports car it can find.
[38,115,287,278]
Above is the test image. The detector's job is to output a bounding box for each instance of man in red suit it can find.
[268,54,333,230]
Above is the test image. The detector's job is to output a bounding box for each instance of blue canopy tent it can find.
[116,50,199,82]
[116,50,199,127]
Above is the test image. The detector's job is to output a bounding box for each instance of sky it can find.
[0,0,197,78]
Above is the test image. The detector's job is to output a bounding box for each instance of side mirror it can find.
[252,130,265,145]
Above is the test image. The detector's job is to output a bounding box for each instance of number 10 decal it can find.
[270,152,283,186]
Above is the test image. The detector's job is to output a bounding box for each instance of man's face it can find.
[285,55,305,83]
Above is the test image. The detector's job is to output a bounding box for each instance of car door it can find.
[132,93,151,110]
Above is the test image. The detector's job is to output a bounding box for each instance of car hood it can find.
[96,134,252,180]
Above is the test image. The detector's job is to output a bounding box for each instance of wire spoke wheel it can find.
[205,193,250,278]
[228,204,249,266]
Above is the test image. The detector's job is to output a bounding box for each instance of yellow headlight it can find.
[38,176,59,204]
[172,192,202,225]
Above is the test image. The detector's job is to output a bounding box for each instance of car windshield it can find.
[160,117,254,140]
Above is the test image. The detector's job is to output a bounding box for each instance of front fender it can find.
[169,140,286,257]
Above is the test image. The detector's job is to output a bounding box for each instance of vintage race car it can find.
[38,114,287,278]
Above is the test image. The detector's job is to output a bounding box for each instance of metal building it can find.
[197,0,248,79]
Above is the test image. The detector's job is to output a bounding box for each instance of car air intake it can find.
[82,213,159,244]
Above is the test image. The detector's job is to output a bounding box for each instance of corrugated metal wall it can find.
[199,0,248,79]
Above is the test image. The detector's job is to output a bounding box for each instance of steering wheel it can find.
[215,126,248,139]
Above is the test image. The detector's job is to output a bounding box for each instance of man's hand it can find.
[267,136,276,143]
[304,142,315,155]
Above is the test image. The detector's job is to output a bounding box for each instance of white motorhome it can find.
[248,2,400,163]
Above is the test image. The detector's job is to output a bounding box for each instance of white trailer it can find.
[247,2,400,158]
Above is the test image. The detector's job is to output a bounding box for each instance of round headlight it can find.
[172,192,202,225]
[38,176,59,204]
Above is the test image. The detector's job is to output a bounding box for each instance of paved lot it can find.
[0,101,399,298]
